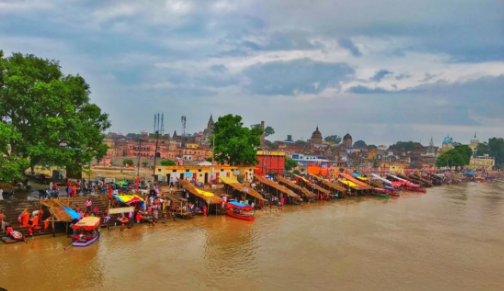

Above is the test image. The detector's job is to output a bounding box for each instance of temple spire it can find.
[474,131,477,138]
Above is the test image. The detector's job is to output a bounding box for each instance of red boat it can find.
[226,201,255,221]
[384,186,401,197]
[406,183,427,193]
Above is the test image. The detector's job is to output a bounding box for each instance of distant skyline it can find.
[1,0,503,146]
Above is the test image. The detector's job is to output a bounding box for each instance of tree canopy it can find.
[367,144,377,150]
[435,145,473,168]
[285,157,298,171]
[160,159,176,166]
[488,137,504,167]
[324,135,342,144]
[395,141,420,152]
[123,158,134,166]
[0,123,29,182]
[475,142,490,156]
[295,140,308,145]
[212,114,262,166]
[251,124,275,137]
[0,51,110,176]
[353,140,367,148]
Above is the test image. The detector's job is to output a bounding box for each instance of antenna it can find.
[161,113,165,135]
[181,115,186,146]
[157,112,160,133]
[153,114,157,133]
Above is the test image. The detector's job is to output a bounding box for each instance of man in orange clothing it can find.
[71,184,77,197]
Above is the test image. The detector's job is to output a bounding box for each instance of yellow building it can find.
[155,165,256,184]
[185,143,199,149]
[368,149,377,160]
[379,162,407,174]
[468,155,495,170]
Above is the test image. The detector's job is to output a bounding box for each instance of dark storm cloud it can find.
[243,58,355,95]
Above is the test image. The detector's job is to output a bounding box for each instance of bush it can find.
[160,159,176,166]
[142,161,149,167]
[123,159,134,166]
[293,170,301,175]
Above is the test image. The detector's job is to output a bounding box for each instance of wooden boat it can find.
[405,183,427,193]
[384,186,401,197]
[72,217,101,247]
[372,189,390,199]
[1,230,26,244]
[226,201,255,221]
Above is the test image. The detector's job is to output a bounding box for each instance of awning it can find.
[338,180,366,190]
[40,199,73,222]
[62,206,82,220]
[276,176,316,199]
[293,175,330,195]
[219,176,265,200]
[308,174,347,192]
[338,173,373,190]
[72,217,100,230]
[179,180,223,204]
[254,174,300,198]
[113,194,144,204]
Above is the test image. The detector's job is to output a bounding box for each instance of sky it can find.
[1,0,503,147]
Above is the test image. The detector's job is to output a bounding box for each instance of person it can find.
[85,198,92,212]
[169,177,174,188]
[44,217,51,230]
[203,204,207,216]
[0,187,4,200]
[32,214,40,229]
[6,224,13,236]
[93,206,99,215]
[22,208,30,227]
[108,183,113,200]
[72,184,77,197]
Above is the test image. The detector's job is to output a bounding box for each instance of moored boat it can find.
[226,201,255,221]
[371,189,390,199]
[405,183,427,193]
[1,230,26,244]
[72,217,101,247]
[384,186,401,197]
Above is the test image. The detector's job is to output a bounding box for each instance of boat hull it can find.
[406,188,427,193]
[226,212,255,221]
[73,232,100,247]
[371,192,390,199]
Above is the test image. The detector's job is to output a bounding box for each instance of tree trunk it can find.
[30,165,35,175]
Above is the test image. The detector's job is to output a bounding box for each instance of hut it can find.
[218,176,265,205]
[294,174,331,200]
[254,174,301,205]
[276,176,316,202]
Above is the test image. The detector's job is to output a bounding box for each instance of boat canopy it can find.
[228,201,253,210]
[352,173,367,181]
[371,174,392,185]
[113,195,145,208]
[464,171,474,176]
[219,176,265,200]
[73,217,100,230]
[387,174,408,182]
[62,206,82,220]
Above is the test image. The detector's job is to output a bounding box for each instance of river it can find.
[1,181,504,291]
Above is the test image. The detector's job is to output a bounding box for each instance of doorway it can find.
[204,173,209,183]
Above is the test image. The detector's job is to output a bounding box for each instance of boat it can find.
[226,201,255,221]
[405,183,427,193]
[72,217,101,247]
[371,189,390,199]
[384,186,401,197]
[1,230,26,244]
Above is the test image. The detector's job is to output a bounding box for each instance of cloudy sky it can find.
[1,0,503,146]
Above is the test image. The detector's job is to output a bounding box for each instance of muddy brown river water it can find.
[1,181,504,291]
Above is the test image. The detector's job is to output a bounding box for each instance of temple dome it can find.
[343,133,353,148]
[443,136,453,144]
[310,125,323,144]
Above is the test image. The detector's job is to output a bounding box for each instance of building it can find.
[155,165,255,184]
[440,136,454,153]
[289,153,329,166]
[468,155,495,170]
[202,115,215,143]
[469,132,479,153]
[255,150,286,176]
[309,125,323,145]
[342,133,353,148]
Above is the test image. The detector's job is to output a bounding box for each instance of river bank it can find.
[1,181,504,291]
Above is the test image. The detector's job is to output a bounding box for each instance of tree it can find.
[285,157,298,171]
[353,140,367,148]
[264,126,275,137]
[0,123,29,182]
[295,140,308,145]
[212,114,262,166]
[0,51,110,176]
[205,157,213,162]
[372,159,379,168]
[123,158,134,166]
[367,144,377,150]
[435,145,473,168]
[142,161,149,167]
[292,169,301,175]
[475,142,490,156]
[160,159,176,166]
[395,141,420,152]
[324,135,342,144]
[488,137,504,167]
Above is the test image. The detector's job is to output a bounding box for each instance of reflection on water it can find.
[1,182,504,291]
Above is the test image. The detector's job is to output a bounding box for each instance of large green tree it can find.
[0,51,110,176]
[475,142,490,156]
[212,114,262,166]
[0,123,29,182]
[395,141,420,152]
[285,157,298,171]
[251,124,275,137]
[488,137,504,167]
[435,145,473,168]
[353,140,367,148]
